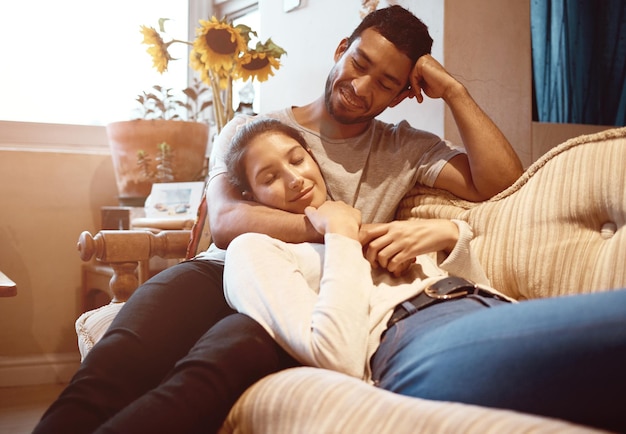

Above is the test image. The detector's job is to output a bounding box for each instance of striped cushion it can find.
[220,367,601,434]
[397,126,626,300]
[75,302,124,360]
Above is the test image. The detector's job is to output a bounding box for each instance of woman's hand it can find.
[305,201,361,240]
[359,219,459,275]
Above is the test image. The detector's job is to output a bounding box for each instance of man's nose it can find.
[352,75,372,96]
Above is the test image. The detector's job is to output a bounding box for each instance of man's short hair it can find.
[347,5,433,64]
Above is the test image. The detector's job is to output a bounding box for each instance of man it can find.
[34,6,523,434]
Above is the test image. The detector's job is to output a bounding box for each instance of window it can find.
[0,0,188,126]
[213,0,258,21]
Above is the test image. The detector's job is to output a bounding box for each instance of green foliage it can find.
[137,142,175,183]
[135,78,213,122]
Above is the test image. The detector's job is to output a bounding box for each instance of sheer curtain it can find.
[531,0,626,126]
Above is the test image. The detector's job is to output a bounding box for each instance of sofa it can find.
[76,127,626,433]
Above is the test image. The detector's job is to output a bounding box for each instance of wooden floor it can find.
[0,383,66,434]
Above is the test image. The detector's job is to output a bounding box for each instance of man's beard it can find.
[323,70,374,125]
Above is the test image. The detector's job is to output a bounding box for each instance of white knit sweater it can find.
[224,220,512,382]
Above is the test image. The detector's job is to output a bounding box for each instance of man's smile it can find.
[339,85,367,110]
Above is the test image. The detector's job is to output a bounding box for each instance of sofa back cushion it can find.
[397,127,626,300]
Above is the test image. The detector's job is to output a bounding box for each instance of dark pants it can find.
[34,260,297,434]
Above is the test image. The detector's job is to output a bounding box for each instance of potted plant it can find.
[107,16,287,206]
[106,80,212,206]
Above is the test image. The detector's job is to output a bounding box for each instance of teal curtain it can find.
[531,0,626,126]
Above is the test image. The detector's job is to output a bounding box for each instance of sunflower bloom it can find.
[190,51,212,85]
[139,16,286,133]
[237,51,282,82]
[140,25,172,73]
[192,17,247,73]
[214,67,234,90]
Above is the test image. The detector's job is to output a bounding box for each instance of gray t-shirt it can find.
[198,107,462,261]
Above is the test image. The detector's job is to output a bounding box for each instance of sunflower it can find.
[237,51,282,83]
[139,16,286,133]
[189,51,210,84]
[237,38,287,82]
[191,50,234,91]
[140,25,173,73]
[191,17,248,74]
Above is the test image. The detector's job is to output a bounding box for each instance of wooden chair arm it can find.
[77,229,191,302]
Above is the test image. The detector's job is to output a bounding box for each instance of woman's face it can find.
[243,131,327,214]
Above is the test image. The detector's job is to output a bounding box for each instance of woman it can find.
[223,118,626,432]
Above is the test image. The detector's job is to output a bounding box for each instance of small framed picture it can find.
[144,182,205,219]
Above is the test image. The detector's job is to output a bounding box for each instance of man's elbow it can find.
[210,231,231,250]
[474,171,523,200]
[208,210,238,249]
[209,221,236,249]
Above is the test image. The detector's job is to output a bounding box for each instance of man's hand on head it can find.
[409,55,462,104]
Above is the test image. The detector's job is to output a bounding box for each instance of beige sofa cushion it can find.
[220,367,604,434]
[75,302,124,360]
[397,126,626,300]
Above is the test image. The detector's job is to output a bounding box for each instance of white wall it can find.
[0,123,116,386]
[258,0,445,136]
[443,0,532,166]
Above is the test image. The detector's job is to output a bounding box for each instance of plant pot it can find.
[106,120,209,206]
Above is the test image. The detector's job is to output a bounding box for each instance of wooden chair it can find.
[77,229,192,302]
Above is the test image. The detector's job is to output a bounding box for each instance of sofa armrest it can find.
[77,229,191,302]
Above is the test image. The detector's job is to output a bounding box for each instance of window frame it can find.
[0,0,258,152]
[213,0,258,20]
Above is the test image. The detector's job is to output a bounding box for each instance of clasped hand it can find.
[304,201,361,240]
[305,201,459,276]
[360,219,460,276]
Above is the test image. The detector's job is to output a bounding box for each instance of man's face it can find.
[324,28,413,124]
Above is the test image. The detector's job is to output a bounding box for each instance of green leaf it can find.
[158,18,170,33]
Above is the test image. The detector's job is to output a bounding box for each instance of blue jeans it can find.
[370,289,626,432]
[33,260,297,434]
